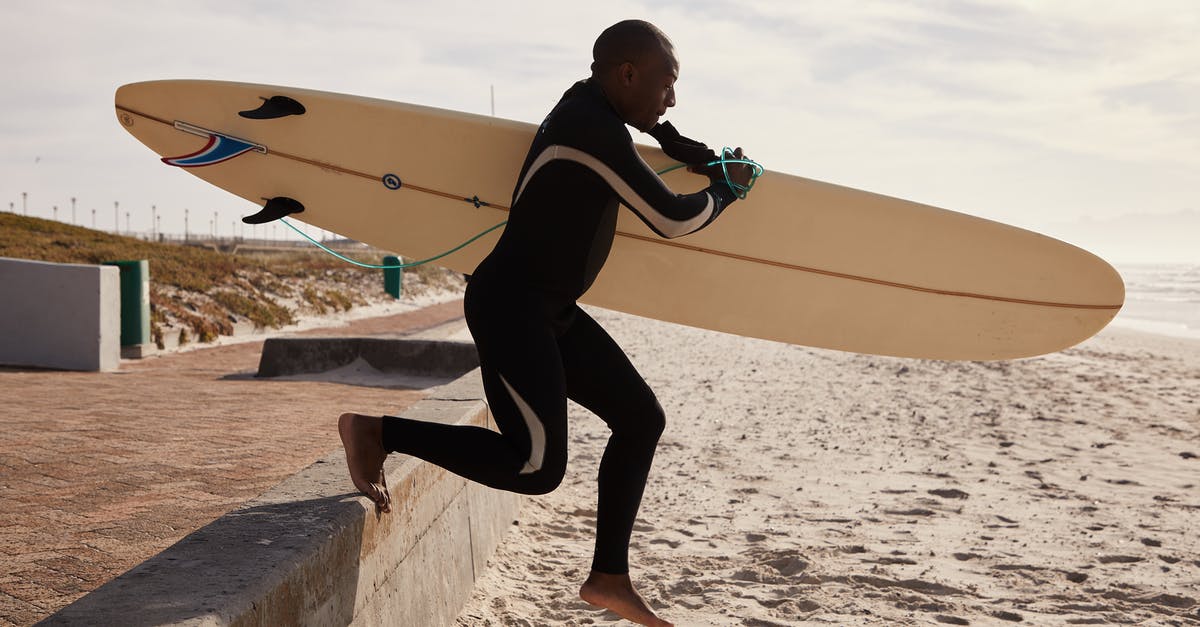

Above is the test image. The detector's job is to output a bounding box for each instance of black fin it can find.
[243,197,304,224]
[239,95,306,119]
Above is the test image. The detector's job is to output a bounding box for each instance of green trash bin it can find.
[103,259,151,347]
[383,255,402,299]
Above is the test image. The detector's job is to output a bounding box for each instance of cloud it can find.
[0,0,1196,262]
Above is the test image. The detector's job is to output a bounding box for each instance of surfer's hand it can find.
[689,147,754,189]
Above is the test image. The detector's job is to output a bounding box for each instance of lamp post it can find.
[71,197,76,224]
[151,205,157,240]
[114,201,119,234]
[213,211,218,238]
[91,208,96,228]
[22,192,27,215]
[184,208,189,241]
[126,212,131,234]
[53,205,58,221]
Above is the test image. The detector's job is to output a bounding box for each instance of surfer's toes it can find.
[375,472,391,512]
[368,482,391,512]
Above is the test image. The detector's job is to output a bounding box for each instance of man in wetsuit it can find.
[339,20,753,626]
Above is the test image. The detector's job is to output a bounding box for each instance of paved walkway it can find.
[0,300,466,626]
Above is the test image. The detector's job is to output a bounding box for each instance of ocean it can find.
[1112,263,1200,340]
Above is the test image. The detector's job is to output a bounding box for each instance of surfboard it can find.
[114,79,1123,360]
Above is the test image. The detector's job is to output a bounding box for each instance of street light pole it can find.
[22,192,27,216]
[71,197,76,224]
[114,201,119,234]
[184,208,189,240]
[53,205,58,221]
[91,208,96,228]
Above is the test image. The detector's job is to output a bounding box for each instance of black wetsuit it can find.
[382,78,738,574]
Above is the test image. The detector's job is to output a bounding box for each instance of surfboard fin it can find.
[239,95,306,119]
[243,197,304,224]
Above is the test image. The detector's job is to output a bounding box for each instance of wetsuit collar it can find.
[579,77,626,124]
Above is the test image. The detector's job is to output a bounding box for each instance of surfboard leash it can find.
[279,217,507,270]
[292,150,765,270]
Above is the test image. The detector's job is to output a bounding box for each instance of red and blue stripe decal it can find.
[162,133,259,168]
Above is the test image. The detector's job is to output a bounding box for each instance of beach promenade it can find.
[3,298,1199,625]
[0,300,465,626]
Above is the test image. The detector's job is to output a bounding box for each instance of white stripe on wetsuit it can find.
[499,373,546,475]
[513,144,715,239]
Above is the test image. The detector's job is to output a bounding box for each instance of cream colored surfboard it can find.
[114,79,1123,360]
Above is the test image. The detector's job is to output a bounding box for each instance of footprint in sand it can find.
[733,548,811,584]
[884,507,937,517]
[928,488,970,499]
[1097,554,1143,564]
[1062,571,1089,583]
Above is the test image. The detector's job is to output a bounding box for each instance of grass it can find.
[0,214,454,348]
[1,214,258,291]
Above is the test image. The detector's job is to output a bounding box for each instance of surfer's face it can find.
[620,46,679,132]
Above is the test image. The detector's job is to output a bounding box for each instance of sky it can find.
[1,0,1197,263]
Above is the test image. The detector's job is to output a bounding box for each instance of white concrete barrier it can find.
[0,257,120,371]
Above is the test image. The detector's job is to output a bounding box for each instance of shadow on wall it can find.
[39,490,369,626]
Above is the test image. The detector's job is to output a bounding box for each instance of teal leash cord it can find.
[279,217,506,270]
[286,147,764,270]
[655,147,765,199]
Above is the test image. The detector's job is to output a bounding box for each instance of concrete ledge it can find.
[256,338,479,380]
[40,369,519,626]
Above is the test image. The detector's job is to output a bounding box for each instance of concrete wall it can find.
[0,257,120,371]
[40,370,521,626]
[256,337,480,379]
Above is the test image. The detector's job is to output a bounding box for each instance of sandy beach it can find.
[454,308,1200,626]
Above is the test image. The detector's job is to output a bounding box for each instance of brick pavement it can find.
[0,299,466,626]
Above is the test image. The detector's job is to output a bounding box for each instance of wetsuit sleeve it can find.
[647,121,718,166]
[592,125,739,239]
[510,111,740,239]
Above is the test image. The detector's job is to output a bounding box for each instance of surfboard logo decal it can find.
[162,134,260,168]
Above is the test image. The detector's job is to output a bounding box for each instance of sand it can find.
[453,308,1200,626]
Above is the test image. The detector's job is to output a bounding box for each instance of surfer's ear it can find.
[617,61,638,87]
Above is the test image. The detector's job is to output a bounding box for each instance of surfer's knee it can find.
[642,398,666,441]
[517,459,567,495]
[621,397,665,443]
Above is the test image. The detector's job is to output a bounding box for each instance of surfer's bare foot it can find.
[338,412,391,513]
[579,571,672,627]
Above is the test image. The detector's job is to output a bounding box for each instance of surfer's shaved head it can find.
[591,20,679,132]
[591,20,675,74]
